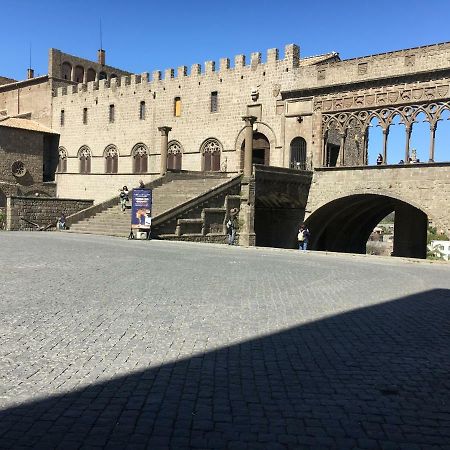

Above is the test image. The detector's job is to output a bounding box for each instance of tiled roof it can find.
[0,117,58,134]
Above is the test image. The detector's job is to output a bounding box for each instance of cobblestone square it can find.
[1,232,450,449]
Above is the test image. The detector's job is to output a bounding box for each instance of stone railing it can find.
[7,196,94,231]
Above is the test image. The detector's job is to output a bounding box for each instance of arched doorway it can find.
[305,194,428,259]
[240,132,270,169]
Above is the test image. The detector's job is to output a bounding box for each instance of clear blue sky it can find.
[2,0,449,80]
[1,0,449,163]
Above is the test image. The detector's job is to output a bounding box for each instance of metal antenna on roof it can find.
[29,42,32,70]
[100,18,103,50]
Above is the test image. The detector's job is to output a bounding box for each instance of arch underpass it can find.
[305,194,428,259]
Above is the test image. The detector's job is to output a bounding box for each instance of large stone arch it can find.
[234,121,277,153]
[305,193,430,258]
[235,122,277,171]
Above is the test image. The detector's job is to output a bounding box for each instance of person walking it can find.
[226,208,239,245]
[119,186,129,212]
[298,223,310,251]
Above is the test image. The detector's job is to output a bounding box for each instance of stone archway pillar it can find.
[339,131,346,166]
[322,130,328,166]
[239,116,257,247]
[242,116,257,176]
[158,126,172,176]
[405,123,412,163]
[382,128,389,164]
[429,122,437,162]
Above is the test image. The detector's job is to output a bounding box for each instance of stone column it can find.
[382,127,389,165]
[242,116,257,177]
[71,66,75,82]
[360,128,368,165]
[158,126,172,176]
[404,123,412,164]
[322,130,328,166]
[339,131,346,166]
[428,122,437,162]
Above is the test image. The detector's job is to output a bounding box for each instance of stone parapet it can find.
[6,196,94,231]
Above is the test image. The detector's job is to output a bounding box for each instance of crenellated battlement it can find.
[316,40,450,69]
[53,44,300,97]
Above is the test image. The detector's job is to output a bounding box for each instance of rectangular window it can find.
[109,104,115,123]
[174,97,181,117]
[210,91,218,113]
[139,101,145,120]
[60,110,65,126]
[83,108,88,124]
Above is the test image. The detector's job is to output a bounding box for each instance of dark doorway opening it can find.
[240,132,270,169]
[326,144,339,167]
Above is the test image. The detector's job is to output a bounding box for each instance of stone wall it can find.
[48,49,131,82]
[51,44,305,204]
[51,41,450,203]
[0,127,44,185]
[0,77,54,127]
[6,196,93,231]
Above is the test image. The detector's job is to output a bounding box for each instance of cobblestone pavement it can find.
[1,232,450,449]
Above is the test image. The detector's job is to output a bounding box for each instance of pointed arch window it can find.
[57,147,68,173]
[104,145,119,174]
[132,144,148,174]
[78,146,91,174]
[201,139,222,172]
[168,141,182,170]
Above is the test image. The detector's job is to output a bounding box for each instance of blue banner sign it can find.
[131,189,152,229]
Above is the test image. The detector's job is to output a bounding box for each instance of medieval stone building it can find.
[1,41,450,256]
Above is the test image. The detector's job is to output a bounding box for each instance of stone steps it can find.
[69,175,229,236]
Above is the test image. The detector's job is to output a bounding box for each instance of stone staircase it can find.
[67,172,242,240]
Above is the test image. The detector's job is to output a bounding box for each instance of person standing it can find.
[226,208,239,245]
[119,186,129,212]
[376,153,383,165]
[298,223,310,251]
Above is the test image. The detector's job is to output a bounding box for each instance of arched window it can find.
[201,139,221,172]
[61,62,72,80]
[104,145,118,174]
[86,68,96,82]
[74,65,84,83]
[290,137,307,170]
[132,144,148,174]
[57,147,68,173]
[110,74,117,79]
[78,146,91,174]
[99,71,107,81]
[168,141,182,170]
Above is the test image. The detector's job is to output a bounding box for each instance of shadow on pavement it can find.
[1,289,450,449]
